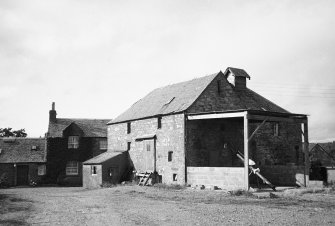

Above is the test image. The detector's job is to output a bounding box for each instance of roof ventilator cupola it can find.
[224,67,251,90]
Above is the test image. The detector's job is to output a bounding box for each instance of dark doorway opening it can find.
[17,165,29,185]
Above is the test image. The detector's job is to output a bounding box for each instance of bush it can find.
[228,189,254,197]
[0,173,9,188]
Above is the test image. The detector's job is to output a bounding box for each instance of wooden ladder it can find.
[138,172,152,186]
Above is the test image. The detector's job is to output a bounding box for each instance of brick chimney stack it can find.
[49,102,57,123]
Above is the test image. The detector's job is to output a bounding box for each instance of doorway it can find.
[16,165,29,186]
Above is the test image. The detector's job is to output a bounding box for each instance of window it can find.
[173,174,178,181]
[127,142,131,151]
[38,165,46,176]
[146,143,151,152]
[168,151,173,162]
[99,139,107,150]
[127,122,131,134]
[157,117,162,129]
[273,123,279,136]
[217,80,221,95]
[31,146,37,151]
[68,136,79,149]
[66,161,79,175]
[91,166,97,175]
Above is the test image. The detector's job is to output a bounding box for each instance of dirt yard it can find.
[1,185,335,225]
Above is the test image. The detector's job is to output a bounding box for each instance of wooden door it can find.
[16,165,29,186]
[108,167,119,184]
[144,139,155,172]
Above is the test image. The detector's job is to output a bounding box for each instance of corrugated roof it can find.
[83,151,124,164]
[110,73,219,124]
[0,138,46,163]
[48,118,110,138]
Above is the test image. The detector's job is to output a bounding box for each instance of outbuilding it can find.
[0,138,47,186]
[83,151,129,189]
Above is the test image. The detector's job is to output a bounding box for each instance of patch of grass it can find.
[153,183,186,190]
[228,189,254,197]
[0,219,27,226]
[283,188,326,197]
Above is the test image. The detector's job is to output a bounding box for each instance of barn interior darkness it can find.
[186,118,304,168]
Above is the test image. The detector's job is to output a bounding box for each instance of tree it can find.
[0,128,27,137]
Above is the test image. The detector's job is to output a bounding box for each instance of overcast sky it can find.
[1,0,335,142]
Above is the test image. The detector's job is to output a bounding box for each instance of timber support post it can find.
[302,121,309,187]
[244,112,249,190]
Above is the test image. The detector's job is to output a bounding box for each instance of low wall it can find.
[259,165,306,186]
[187,167,244,190]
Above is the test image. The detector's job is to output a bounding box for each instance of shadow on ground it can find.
[0,193,33,226]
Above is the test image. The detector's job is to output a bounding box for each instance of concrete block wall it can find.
[259,165,305,186]
[108,114,186,184]
[187,167,244,190]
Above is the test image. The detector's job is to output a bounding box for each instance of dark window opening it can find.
[127,122,131,134]
[168,151,173,162]
[158,117,162,129]
[91,166,97,175]
[217,80,221,95]
[173,174,177,181]
[127,142,131,151]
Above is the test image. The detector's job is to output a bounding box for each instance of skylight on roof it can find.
[164,97,175,105]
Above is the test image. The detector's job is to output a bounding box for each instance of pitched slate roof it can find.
[0,138,46,163]
[109,67,292,124]
[83,151,124,164]
[110,73,219,124]
[48,118,110,138]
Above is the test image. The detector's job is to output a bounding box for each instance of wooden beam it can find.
[187,112,246,120]
[244,113,249,190]
[248,118,268,141]
[248,114,294,123]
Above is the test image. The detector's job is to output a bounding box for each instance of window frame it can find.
[168,151,173,162]
[273,123,280,136]
[68,136,79,149]
[157,116,162,129]
[38,164,46,176]
[66,161,79,175]
[99,139,107,150]
[91,165,97,175]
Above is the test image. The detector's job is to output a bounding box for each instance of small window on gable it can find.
[38,165,46,176]
[168,151,173,162]
[127,142,131,151]
[173,174,177,181]
[127,122,131,134]
[273,123,280,136]
[91,166,97,175]
[99,139,107,150]
[217,80,221,95]
[68,136,79,149]
[158,117,162,129]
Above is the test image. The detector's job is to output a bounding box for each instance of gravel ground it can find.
[1,186,335,225]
